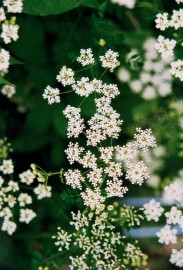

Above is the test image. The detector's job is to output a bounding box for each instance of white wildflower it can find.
[77,48,95,66]
[100,49,119,70]
[43,85,60,105]
[34,184,52,200]
[0,159,14,174]
[134,128,156,151]
[170,249,183,267]
[0,48,10,72]
[155,35,176,59]
[1,85,16,98]
[64,169,84,190]
[18,193,32,207]
[1,21,19,44]
[19,208,36,224]
[19,169,35,185]
[106,179,128,197]
[3,0,23,13]
[56,66,75,86]
[126,161,149,185]
[143,199,164,222]
[156,225,177,245]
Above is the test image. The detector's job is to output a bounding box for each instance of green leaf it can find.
[10,57,24,65]
[0,74,14,86]
[136,2,159,12]
[23,0,100,16]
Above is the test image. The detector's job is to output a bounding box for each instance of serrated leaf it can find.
[23,0,100,16]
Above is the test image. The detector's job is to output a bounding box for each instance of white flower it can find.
[67,118,85,138]
[171,60,183,81]
[141,86,156,100]
[0,48,10,72]
[65,142,84,164]
[53,227,72,251]
[126,161,149,185]
[165,206,183,225]
[63,105,81,119]
[5,194,16,208]
[7,180,19,192]
[111,0,136,9]
[0,159,14,174]
[34,184,52,200]
[18,193,32,207]
[170,249,183,267]
[64,169,84,190]
[87,168,103,187]
[2,218,16,235]
[43,85,60,105]
[134,128,156,151]
[163,182,183,204]
[77,48,95,66]
[117,68,130,82]
[99,146,114,163]
[1,85,16,98]
[19,209,36,224]
[72,77,93,97]
[100,49,119,70]
[56,66,75,86]
[156,225,177,245]
[169,9,183,29]
[0,176,4,187]
[155,13,169,31]
[176,0,183,3]
[86,129,105,146]
[3,0,23,13]
[80,151,97,169]
[116,142,138,163]
[106,179,128,197]
[19,169,35,185]
[143,199,164,222]
[103,83,120,99]
[104,161,122,178]
[1,21,19,44]
[155,35,176,59]
[0,207,12,219]
[0,7,6,22]
[81,188,105,210]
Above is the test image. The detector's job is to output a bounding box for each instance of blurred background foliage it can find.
[0,0,183,269]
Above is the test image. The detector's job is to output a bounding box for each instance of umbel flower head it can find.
[40,48,157,269]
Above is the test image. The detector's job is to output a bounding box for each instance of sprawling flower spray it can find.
[0,138,52,235]
[41,48,157,269]
[117,38,173,100]
[143,169,183,268]
[0,0,23,98]
[155,0,183,81]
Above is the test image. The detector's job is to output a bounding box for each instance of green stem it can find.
[99,68,108,79]
[77,96,87,107]
[60,89,75,95]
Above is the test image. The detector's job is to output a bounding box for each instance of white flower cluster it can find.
[1,84,16,98]
[53,210,147,269]
[110,0,136,9]
[43,49,120,105]
[155,5,183,81]
[0,163,36,235]
[117,38,173,100]
[47,49,157,209]
[144,174,183,268]
[0,139,53,235]
[0,0,23,98]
